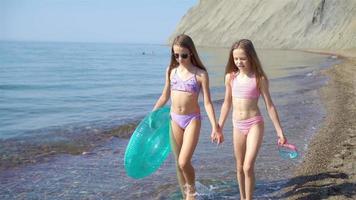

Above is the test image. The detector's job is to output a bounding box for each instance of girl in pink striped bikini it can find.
[218,39,287,200]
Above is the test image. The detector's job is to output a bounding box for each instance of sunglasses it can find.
[174,53,189,59]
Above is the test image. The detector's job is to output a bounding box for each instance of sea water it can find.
[0,41,340,199]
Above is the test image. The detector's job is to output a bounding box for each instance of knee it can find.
[178,159,190,171]
[243,164,254,175]
[236,163,244,174]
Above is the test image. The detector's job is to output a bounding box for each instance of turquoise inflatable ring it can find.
[124,106,171,179]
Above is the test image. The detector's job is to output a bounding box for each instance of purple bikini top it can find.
[170,68,200,94]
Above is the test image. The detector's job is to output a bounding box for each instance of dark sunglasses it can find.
[174,53,189,59]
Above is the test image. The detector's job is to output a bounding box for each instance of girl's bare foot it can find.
[184,184,197,200]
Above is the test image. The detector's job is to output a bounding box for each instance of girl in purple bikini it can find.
[153,34,223,200]
[218,39,287,200]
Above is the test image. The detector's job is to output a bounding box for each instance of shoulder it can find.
[225,72,237,83]
[225,72,234,81]
[166,66,176,77]
[259,75,269,90]
[260,75,268,84]
[195,66,208,79]
[198,67,208,76]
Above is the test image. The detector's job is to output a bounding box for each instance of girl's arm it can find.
[200,71,223,143]
[260,76,286,144]
[218,73,233,129]
[153,67,171,110]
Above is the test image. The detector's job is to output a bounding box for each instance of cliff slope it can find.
[169,0,356,49]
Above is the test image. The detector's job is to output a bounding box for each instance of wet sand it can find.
[283,50,356,199]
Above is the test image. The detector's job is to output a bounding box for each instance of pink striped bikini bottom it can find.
[233,115,264,135]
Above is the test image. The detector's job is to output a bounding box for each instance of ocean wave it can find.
[0,119,140,170]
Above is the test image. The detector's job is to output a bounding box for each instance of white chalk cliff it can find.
[169,0,356,49]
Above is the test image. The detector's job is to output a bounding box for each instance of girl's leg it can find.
[233,128,247,200]
[243,123,264,200]
[179,119,201,200]
[170,120,185,197]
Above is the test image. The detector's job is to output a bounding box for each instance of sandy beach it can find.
[283,50,356,199]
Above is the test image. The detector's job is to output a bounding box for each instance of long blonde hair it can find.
[168,34,206,77]
[225,39,267,89]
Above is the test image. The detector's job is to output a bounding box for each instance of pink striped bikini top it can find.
[231,72,260,99]
[170,68,200,94]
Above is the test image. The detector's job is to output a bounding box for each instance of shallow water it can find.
[0,42,340,199]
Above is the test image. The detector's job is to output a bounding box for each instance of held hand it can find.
[211,125,224,144]
[215,131,224,144]
[210,128,217,143]
[210,131,215,143]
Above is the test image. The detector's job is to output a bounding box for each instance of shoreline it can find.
[283,50,356,199]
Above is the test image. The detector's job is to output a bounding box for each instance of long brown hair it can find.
[168,34,206,77]
[225,39,267,90]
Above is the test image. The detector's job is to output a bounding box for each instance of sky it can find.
[0,0,198,44]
